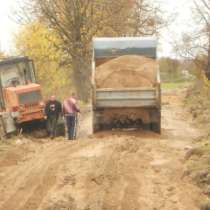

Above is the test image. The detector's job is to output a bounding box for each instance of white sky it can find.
[0,0,194,57]
[158,0,194,57]
[0,0,20,53]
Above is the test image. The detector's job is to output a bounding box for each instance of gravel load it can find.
[95,55,158,89]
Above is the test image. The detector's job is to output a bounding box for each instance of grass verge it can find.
[162,81,191,90]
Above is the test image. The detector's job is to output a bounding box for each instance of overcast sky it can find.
[0,0,20,53]
[0,0,194,57]
[159,0,194,57]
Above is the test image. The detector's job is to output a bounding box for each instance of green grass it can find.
[162,81,190,90]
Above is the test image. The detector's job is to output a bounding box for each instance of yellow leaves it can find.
[15,21,71,99]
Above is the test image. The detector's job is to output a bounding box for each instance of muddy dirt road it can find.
[0,90,207,210]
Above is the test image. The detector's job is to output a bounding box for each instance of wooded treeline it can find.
[15,0,164,101]
[177,0,210,76]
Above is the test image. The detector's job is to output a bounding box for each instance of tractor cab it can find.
[0,57,36,88]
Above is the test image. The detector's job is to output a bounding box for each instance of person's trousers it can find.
[47,115,58,138]
[65,114,77,140]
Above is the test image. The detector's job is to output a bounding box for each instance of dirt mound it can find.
[95,55,158,89]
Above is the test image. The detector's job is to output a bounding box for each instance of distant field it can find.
[161,81,191,90]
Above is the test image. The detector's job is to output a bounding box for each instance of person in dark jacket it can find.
[63,93,80,140]
[45,95,62,139]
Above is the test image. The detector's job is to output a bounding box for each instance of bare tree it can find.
[17,0,164,101]
[128,0,164,36]
[176,0,210,74]
[194,0,210,73]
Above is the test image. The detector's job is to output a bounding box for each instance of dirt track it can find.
[0,90,208,210]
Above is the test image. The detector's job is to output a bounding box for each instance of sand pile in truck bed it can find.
[95,55,158,89]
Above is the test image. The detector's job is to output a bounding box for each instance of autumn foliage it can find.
[15,22,71,99]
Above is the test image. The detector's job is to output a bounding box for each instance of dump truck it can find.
[0,56,45,138]
[92,37,161,133]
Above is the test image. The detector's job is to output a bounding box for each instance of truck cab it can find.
[0,56,45,134]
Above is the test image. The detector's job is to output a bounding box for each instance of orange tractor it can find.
[0,56,45,138]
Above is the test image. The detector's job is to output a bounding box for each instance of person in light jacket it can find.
[63,93,80,140]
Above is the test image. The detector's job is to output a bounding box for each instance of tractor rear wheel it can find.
[0,116,7,140]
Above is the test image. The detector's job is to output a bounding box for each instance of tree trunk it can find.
[207,34,210,72]
[72,56,91,102]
